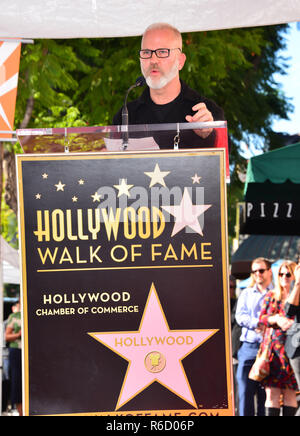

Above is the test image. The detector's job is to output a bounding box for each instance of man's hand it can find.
[255,322,265,334]
[185,102,214,138]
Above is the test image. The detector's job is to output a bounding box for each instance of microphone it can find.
[121,76,146,150]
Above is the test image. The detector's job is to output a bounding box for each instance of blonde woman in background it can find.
[285,263,300,416]
[259,261,298,416]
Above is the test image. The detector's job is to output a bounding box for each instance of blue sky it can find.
[272,22,300,135]
[240,22,299,158]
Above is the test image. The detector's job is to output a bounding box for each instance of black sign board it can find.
[17,150,233,416]
[239,201,300,235]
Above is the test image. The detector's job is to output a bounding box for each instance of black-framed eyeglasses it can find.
[139,48,181,59]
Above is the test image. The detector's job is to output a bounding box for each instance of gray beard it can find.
[142,60,179,90]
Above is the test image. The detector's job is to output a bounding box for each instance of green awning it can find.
[245,142,300,194]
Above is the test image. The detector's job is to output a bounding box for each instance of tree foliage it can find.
[15,25,291,133]
[1,24,292,246]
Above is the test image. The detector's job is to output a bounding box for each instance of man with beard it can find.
[112,23,225,149]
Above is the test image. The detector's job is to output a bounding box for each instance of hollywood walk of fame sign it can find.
[17,148,233,416]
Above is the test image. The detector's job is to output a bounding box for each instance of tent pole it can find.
[0,241,3,415]
[0,141,4,415]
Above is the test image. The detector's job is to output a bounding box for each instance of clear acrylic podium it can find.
[17,121,229,180]
[16,121,227,151]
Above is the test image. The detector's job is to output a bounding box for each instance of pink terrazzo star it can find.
[89,283,218,410]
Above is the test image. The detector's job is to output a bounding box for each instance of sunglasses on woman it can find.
[278,272,292,278]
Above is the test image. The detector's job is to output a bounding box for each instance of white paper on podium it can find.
[104,136,160,151]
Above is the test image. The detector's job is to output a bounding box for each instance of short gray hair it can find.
[142,23,183,49]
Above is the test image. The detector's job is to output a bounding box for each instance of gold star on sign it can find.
[78,179,85,185]
[72,196,78,202]
[113,179,134,197]
[144,164,170,188]
[42,173,48,179]
[55,181,65,192]
[91,192,101,202]
[191,174,201,184]
[35,193,42,199]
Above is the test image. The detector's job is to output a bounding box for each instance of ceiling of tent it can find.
[0,0,300,39]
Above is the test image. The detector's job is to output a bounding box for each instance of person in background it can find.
[230,274,241,415]
[259,260,298,416]
[5,300,22,416]
[235,257,273,416]
[2,318,10,414]
[285,263,300,416]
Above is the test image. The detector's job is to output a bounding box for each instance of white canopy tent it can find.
[0,0,300,39]
[2,261,20,286]
[1,237,20,285]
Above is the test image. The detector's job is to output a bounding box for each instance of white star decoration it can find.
[162,188,212,237]
[114,179,134,197]
[91,192,101,202]
[144,164,170,188]
[54,181,65,192]
[191,174,201,184]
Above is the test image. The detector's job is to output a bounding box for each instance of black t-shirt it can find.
[112,80,225,149]
[148,98,179,123]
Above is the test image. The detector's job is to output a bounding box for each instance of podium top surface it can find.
[16,121,227,154]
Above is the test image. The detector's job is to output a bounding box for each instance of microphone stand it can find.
[121,77,145,151]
